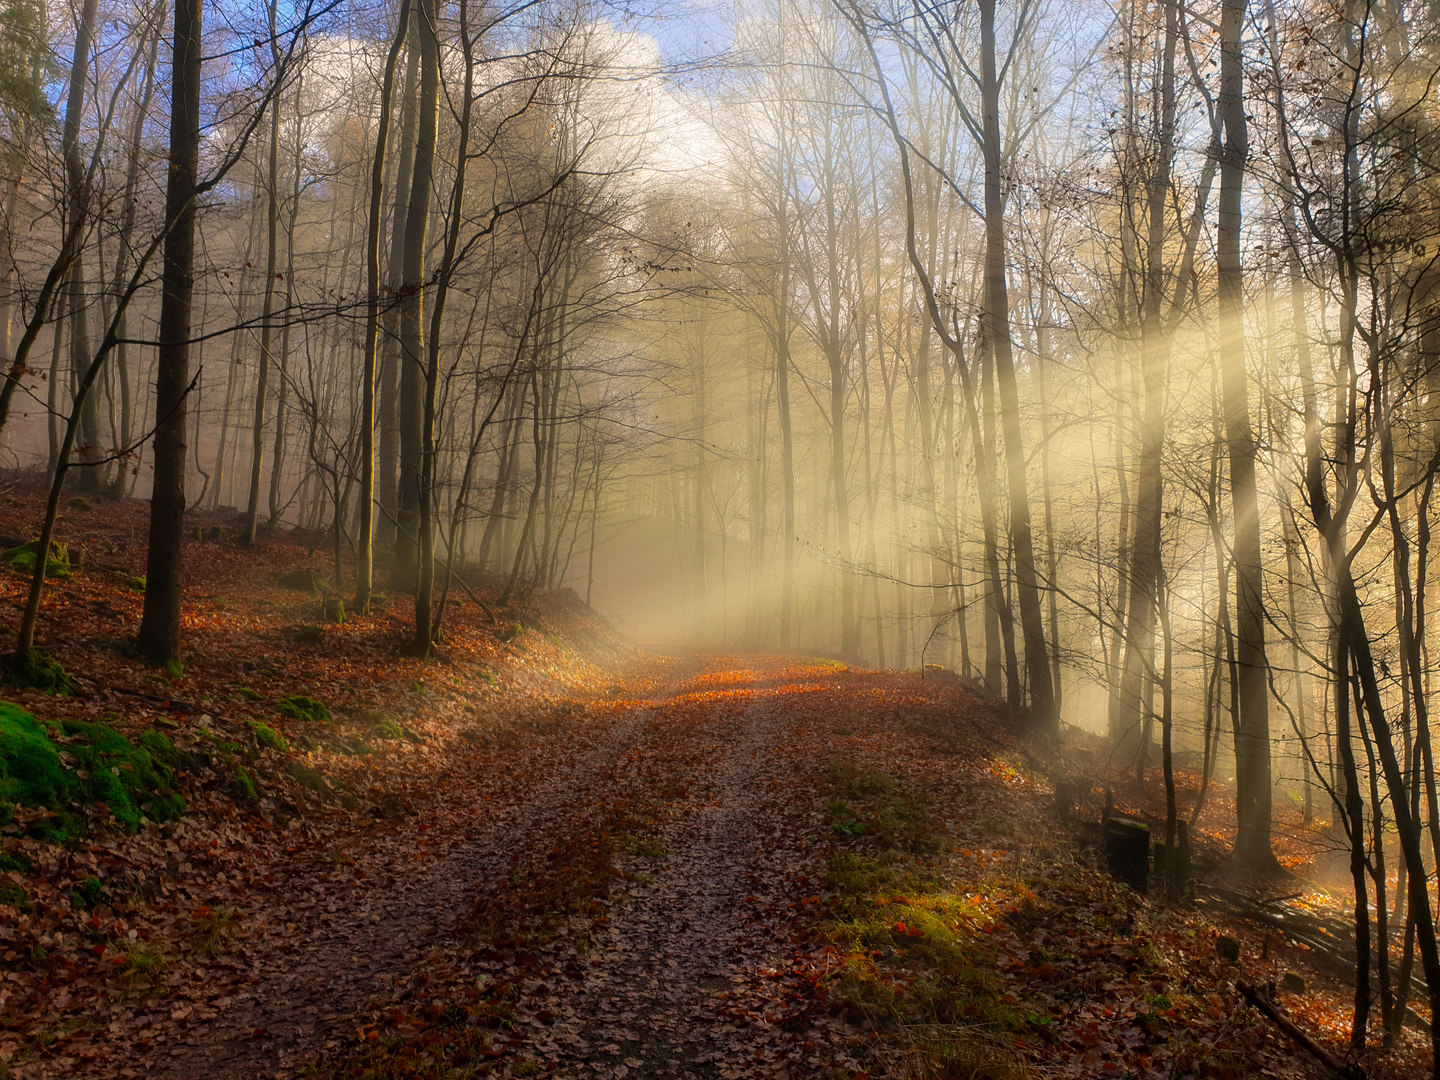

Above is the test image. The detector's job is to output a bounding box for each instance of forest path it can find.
[141,652,833,1080]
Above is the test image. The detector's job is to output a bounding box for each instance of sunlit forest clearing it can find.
[0,0,1437,1074]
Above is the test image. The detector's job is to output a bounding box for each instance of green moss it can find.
[25,811,85,844]
[138,730,178,765]
[288,761,329,794]
[0,851,32,873]
[376,718,405,741]
[234,686,263,702]
[5,649,73,694]
[58,719,186,831]
[198,729,244,757]
[0,704,72,807]
[7,540,69,580]
[0,705,186,837]
[0,880,24,907]
[277,695,330,723]
[122,576,146,593]
[231,765,258,801]
[162,657,183,680]
[249,722,289,754]
[73,876,102,908]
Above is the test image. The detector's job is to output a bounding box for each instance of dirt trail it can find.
[522,663,828,1079]
[142,653,829,1080]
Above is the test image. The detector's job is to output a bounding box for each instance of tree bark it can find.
[243,0,283,546]
[1217,0,1273,867]
[394,0,438,588]
[137,0,202,666]
[355,0,411,614]
[979,0,1055,736]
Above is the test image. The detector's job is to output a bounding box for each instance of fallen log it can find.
[1236,981,1364,1080]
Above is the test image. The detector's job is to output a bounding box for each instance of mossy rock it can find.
[0,705,185,838]
[3,649,73,695]
[7,540,70,580]
[233,686,263,702]
[287,762,329,795]
[277,695,329,723]
[278,569,326,593]
[122,576,146,594]
[376,718,405,741]
[0,705,73,807]
[289,624,324,645]
[322,597,345,624]
[231,765,258,802]
[248,722,289,754]
[66,496,92,512]
[57,720,186,831]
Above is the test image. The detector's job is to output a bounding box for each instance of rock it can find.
[288,624,324,645]
[1216,935,1241,963]
[1103,814,1150,891]
[278,569,326,593]
[1282,971,1306,994]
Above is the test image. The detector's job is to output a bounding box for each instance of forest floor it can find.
[0,490,1426,1080]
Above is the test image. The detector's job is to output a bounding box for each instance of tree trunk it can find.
[394,0,437,588]
[355,0,411,613]
[61,0,101,493]
[137,0,202,666]
[1217,0,1273,868]
[979,0,1054,736]
[243,0,283,546]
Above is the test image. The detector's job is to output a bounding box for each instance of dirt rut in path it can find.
[513,666,829,1079]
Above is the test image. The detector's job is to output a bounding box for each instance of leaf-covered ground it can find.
[0,493,1425,1079]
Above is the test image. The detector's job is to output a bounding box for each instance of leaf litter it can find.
[0,494,1423,1078]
